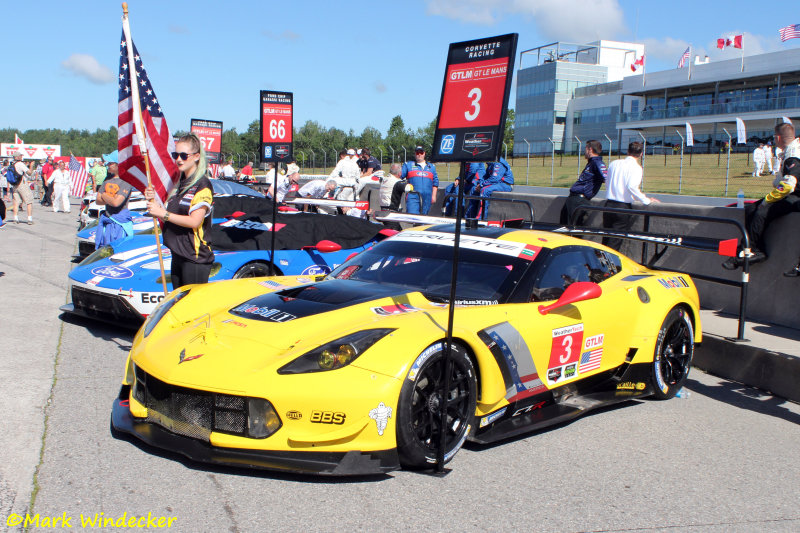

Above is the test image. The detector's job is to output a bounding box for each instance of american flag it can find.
[579,348,602,373]
[779,24,800,42]
[68,155,89,197]
[677,47,691,68]
[118,26,178,203]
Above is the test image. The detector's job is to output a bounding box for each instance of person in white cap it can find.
[329,149,360,201]
[48,159,73,214]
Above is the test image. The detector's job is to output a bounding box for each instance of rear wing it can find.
[285,198,369,210]
[567,204,751,340]
[544,224,739,258]
[374,211,526,228]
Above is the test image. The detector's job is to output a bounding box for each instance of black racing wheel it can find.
[232,261,279,279]
[651,307,694,400]
[396,342,476,469]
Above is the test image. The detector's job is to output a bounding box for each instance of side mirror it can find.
[538,282,602,315]
[313,240,342,253]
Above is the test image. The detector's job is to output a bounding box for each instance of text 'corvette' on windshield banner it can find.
[391,231,540,260]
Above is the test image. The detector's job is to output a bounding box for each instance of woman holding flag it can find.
[144,133,215,289]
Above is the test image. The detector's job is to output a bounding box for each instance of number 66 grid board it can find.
[431,34,517,163]
[259,91,293,163]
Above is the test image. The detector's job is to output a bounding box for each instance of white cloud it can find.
[61,54,114,84]
[642,32,781,67]
[702,32,780,60]
[427,0,497,24]
[427,0,626,41]
[374,81,387,93]
[262,30,301,41]
[640,37,691,63]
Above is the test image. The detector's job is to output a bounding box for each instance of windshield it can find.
[327,230,538,303]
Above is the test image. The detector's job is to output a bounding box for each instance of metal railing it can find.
[567,205,752,340]
[619,95,800,123]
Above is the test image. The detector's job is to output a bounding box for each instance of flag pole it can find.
[642,56,646,88]
[740,35,745,72]
[122,2,169,296]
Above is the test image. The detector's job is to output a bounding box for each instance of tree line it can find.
[2,110,514,164]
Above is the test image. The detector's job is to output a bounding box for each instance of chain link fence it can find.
[282,143,779,200]
[506,145,776,199]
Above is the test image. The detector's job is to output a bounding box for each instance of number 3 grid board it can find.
[431,34,517,163]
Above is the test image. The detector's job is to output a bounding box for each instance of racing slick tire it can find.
[396,342,476,469]
[232,261,279,279]
[651,307,694,400]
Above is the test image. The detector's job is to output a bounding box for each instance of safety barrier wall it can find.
[490,192,800,330]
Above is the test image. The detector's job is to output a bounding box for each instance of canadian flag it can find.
[631,55,645,72]
[14,133,23,144]
[717,35,743,49]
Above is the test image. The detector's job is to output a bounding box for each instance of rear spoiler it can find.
[285,198,369,210]
[374,212,525,228]
[544,224,739,257]
[375,213,737,256]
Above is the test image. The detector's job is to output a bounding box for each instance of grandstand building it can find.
[514,41,800,155]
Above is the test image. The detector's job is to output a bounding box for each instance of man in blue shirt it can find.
[560,140,607,225]
[472,157,514,220]
[463,162,486,218]
[401,146,438,214]
[358,149,382,177]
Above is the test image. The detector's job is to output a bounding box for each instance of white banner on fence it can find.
[685,122,694,147]
[1,143,62,160]
[736,117,746,144]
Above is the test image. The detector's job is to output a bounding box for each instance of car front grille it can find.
[133,366,248,441]
[71,285,143,323]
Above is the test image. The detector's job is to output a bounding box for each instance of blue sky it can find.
[3,0,797,137]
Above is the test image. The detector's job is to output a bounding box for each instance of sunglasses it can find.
[171,151,197,161]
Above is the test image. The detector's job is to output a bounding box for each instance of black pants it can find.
[602,199,633,251]
[170,255,212,289]
[746,195,800,255]
[41,181,52,206]
[560,193,590,225]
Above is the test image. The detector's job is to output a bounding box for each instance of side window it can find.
[531,247,621,301]
[585,248,622,283]
[531,248,592,302]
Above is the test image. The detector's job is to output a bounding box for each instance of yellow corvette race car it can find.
[112,224,701,475]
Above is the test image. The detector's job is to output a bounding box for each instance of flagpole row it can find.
[122,2,169,296]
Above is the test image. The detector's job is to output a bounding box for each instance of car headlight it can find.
[247,398,282,438]
[79,245,114,266]
[142,288,191,337]
[278,329,394,374]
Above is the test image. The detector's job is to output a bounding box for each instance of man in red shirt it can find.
[40,156,54,207]
[239,161,254,182]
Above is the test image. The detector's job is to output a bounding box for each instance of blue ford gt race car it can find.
[62,195,392,326]
[74,179,264,260]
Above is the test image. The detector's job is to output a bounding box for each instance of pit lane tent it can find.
[210,195,382,251]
